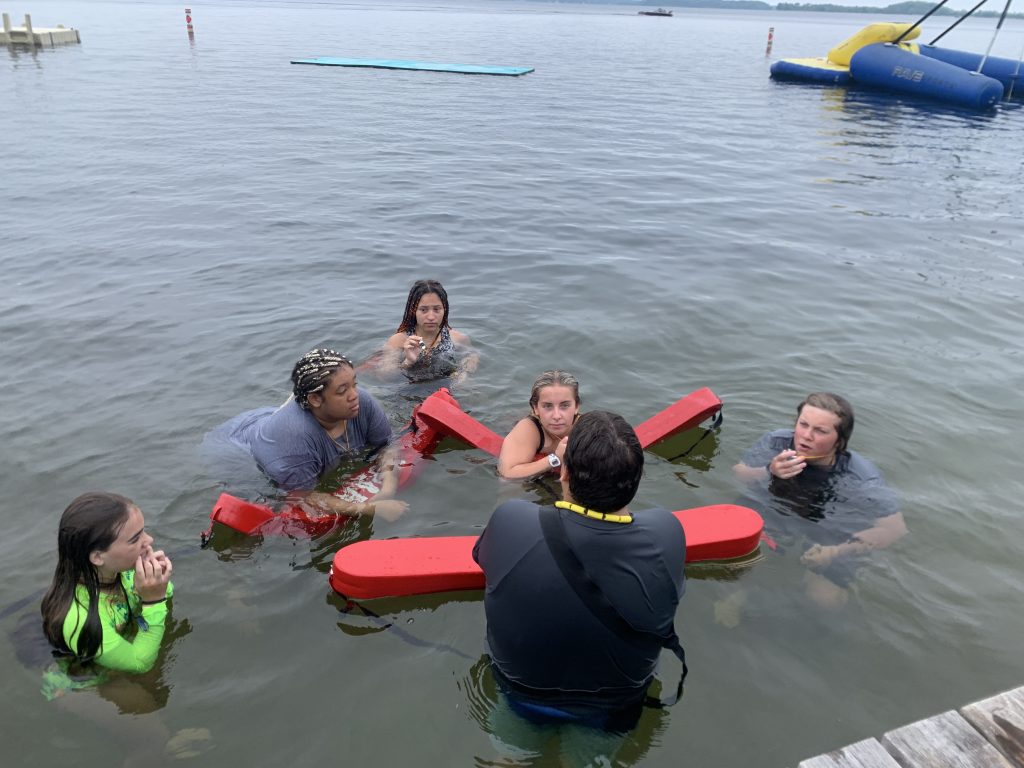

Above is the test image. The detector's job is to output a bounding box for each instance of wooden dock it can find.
[1,13,80,46]
[800,685,1024,767]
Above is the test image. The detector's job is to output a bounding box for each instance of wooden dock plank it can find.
[961,686,1024,767]
[799,738,903,768]
[881,710,1013,767]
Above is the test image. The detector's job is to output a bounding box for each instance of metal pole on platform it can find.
[894,0,951,45]
[2,13,12,37]
[1009,41,1024,98]
[976,0,1015,75]
[929,0,988,45]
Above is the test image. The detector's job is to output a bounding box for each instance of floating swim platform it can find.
[291,57,534,77]
[207,387,722,539]
[329,504,764,599]
[771,22,1006,110]
[771,22,919,88]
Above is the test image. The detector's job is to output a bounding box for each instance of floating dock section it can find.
[291,57,533,77]
[1,13,80,46]
[799,683,1024,767]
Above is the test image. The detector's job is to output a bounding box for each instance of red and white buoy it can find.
[185,7,194,34]
[765,26,774,57]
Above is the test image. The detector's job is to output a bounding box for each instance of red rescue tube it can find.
[416,392,504,457]
[208,387,723,539]
[329,504,763,599]
[634,387,722,449]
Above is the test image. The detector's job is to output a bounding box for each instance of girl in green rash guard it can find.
[41,492,174,676]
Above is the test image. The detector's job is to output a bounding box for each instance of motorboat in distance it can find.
[638,8,673,16]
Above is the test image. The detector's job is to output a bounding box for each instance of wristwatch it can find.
[547,453,561,468]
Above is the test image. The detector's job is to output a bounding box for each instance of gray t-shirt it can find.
[739,428,900,544]
[223,389,392,491]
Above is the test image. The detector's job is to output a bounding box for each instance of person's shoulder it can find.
[842,449,884,482]
[483,500,541,544]
[634,507,683,534]
[384,331,407,349]
[493,498,540,519]
[504,416,536,439]
[264,398,314,431]
[449,328,471,345]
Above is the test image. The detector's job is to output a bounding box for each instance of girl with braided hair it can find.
[379,279,477,381]
[219,348,407,520]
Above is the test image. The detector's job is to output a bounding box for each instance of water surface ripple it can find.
[2,2,1023,766]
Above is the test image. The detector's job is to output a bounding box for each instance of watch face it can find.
[548,454,560,468]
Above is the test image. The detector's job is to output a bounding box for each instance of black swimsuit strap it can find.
[530,416,545,454]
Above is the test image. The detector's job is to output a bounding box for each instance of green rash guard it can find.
[62,570,174,673]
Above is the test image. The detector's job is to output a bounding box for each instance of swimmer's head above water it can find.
[796,392,855,457]
[398,279,451,335]
[291,348,354,410]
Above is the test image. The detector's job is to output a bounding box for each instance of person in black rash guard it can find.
[473,411,686,731]
[733,392,906,607]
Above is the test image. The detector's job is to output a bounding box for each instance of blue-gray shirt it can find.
[740,428,899,544]
[222,389,392,491]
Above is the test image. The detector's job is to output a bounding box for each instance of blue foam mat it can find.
[292,57,534,76]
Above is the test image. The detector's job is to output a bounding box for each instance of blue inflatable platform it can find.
[850,44,1003,111]
[770,22,1013,111]
[771,58,852,85]
[919,45,1024,98]
[291,57,534,76]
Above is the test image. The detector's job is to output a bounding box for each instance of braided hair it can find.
[291,348,353,410]
[397,280,451,334]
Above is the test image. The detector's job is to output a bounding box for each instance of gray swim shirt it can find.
[223,389,392,491]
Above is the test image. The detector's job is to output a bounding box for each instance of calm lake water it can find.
[2,1,1023,765]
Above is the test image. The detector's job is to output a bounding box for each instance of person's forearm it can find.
[851,513,907,551]
[303,492,376,517]
[374,447,400,497]
[499,457,551,480]
[733,463,769,483]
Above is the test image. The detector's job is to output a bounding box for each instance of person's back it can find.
[474,411,686,730]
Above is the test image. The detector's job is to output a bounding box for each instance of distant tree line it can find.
[627,0,1023,16]
[775,0,1018,15]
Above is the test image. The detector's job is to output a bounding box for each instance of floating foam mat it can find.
[291,57,534,76]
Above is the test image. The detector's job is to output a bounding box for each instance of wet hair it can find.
[41,492,135,662]
[528,371,581,411]
[563,411,643,513]
[397,280,451,334]
[797,392,855,455]
[291,348,353,410]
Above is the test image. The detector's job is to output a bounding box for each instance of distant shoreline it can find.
[613,0,1024,19]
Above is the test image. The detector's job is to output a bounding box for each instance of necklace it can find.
[556,500,632,524]
[329,421,351,452]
